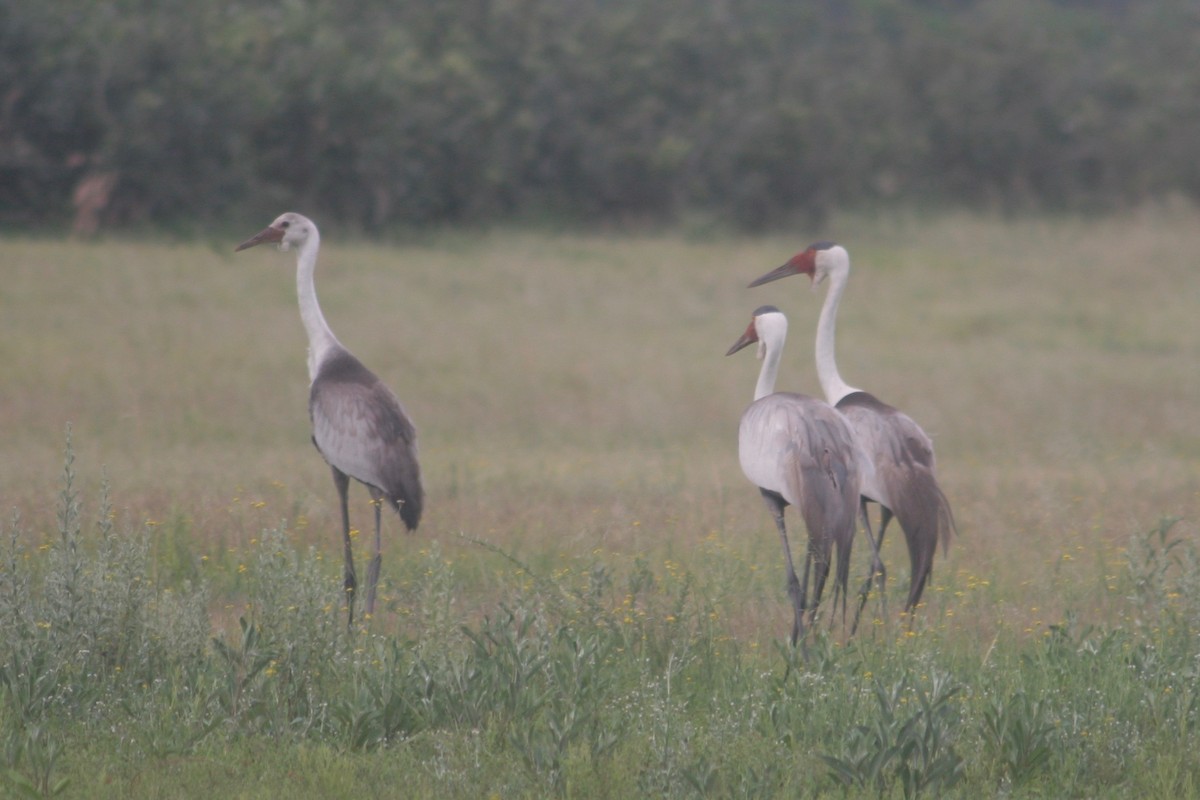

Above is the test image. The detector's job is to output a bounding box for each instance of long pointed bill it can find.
[725,322,759,356]
[747,261,801,288]
[235,226,284,252]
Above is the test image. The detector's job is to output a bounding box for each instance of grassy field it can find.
[0,209,1198,797]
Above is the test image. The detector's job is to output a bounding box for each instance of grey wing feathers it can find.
[789,405,861,609]
[740,393,858,514]
[739,393,861,604]
[837,391,934,471]
[837,391,954,607]
[309,350,424,530]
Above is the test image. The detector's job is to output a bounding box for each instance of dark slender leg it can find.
[365,488,384,619]
[333,467,356,627]
[876,505,893,585]
[852,499,889,635]
[875,506,895,618]
[806,529,832,624]
[761,490,805,651]
[801,539,814,624]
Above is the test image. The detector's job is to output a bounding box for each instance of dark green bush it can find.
[3,0,1198,232]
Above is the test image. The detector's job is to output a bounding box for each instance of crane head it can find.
[235,212,313,253]
[725,305,782,359]
[747,241,840,288]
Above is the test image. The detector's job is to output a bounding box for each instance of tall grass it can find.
[1,440,1198,797]
[0,210,1198,795]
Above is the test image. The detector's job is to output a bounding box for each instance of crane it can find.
[236,212,423,626]
[749,242,954,615]
[726,305,861,645]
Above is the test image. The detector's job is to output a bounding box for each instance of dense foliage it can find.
[3,0,1199,231]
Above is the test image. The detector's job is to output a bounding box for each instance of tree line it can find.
[2,0,1197,233]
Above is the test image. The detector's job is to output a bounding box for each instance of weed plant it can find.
[0,438,1198,797]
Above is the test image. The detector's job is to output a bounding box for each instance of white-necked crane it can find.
[749,243,954,615]
[727,305,861,645]
[236,212,423,626]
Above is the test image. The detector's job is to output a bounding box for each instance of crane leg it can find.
[364,488,385,619]
[333,467,357,627]
[876,505,893,592]
[761,490,806,650]
[852,499,889,636]
[806,530,832,625]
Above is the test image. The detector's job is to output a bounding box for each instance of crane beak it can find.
[235,226,285,252]
[747,261,801,288]
[725,323,759,356]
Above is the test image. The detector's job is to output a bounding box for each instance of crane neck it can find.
[754,330,784,401]
[294,229,342,381]
[815,265,861,405]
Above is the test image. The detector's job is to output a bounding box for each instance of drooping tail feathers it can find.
[396,490,422,532]
[797,446,860,622]
[889,466,954,611]
[382,484,423,532]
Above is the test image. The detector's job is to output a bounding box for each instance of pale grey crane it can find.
[727,305,861,645]
[236,212,423,625]
[749,243,954,614]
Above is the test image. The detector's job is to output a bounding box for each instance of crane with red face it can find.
[750,243,954,615]
[727,305,861,645]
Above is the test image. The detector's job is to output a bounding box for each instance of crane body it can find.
[750,243,953,613]
[727,306,861,645]
[236,213,423,625]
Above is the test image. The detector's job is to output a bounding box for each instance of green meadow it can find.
[0,210,1198,797]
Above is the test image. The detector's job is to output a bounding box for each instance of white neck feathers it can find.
[754,314,787,401]
[293,228,342,380]
[814,254,860,405]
